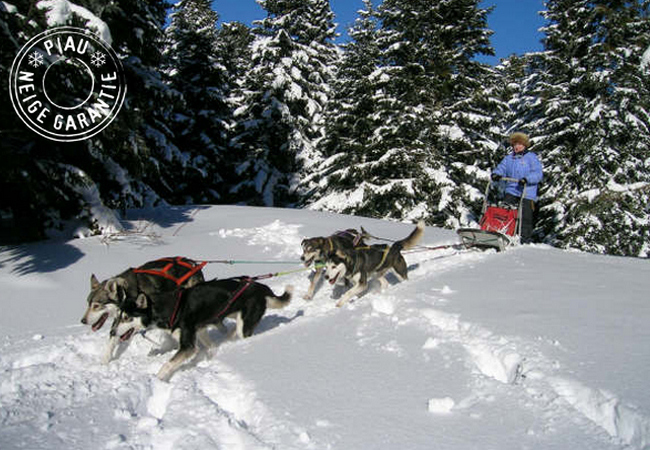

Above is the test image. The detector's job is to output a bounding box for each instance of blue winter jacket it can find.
[493,151,543,201]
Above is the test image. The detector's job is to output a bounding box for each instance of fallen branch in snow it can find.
[172,208,201,237]
[100,221,163,246]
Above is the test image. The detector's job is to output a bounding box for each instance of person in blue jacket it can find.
[491,132,543,243]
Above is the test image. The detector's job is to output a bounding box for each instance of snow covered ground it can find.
[1,205,649,450]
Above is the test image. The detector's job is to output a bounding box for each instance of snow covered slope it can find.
[1,205,649,449]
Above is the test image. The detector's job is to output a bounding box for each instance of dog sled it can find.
[456,177,526,251]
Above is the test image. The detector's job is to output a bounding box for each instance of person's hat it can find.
[509,132,530,148]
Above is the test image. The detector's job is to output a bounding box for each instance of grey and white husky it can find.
[80,257,205,363]
[300,228,368,300]
[324,221,424,307]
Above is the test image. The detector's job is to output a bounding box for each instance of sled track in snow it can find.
[0,332,321,450]
[397,247,650,449]
[278,242,650,449]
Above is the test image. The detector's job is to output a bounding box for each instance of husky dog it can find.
[324,221,424,307]
[81,257,205,362]
[112,277,292,381]
[300,228,368,299]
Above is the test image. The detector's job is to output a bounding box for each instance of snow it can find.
[2,1,18,13]
[37,0,112,44]
[65,166,123,238]
[1,205,649,450]
[641,45,650,72]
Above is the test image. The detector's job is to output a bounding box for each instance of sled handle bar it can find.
[498,176,525,184]
[486,177,527,196]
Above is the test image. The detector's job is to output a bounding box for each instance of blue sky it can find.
[212,0,546,65]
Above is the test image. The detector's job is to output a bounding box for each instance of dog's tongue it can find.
[120,328,135,342]
[92,313,109,332]
[329,273,339,285]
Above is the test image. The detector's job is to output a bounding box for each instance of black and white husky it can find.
[80,257,205,363]
[324,221,424,307]
[112,277,292,381]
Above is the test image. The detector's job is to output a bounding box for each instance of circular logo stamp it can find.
[9,26,127,142]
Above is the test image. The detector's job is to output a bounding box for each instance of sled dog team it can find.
[81,222,424,381]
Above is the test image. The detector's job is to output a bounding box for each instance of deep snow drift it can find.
[1,205,649,450]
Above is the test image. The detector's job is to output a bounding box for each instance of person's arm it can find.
[493,155,509,177]
[524,153,543,184]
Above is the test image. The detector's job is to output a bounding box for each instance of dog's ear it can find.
[135,293,149,309]
[106,278,128,301]
[90,274,100,290]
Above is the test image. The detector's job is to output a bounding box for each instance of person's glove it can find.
[491,173,501,181]
[519,177,528,186]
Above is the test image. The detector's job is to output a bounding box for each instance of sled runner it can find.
[456,177,526,251]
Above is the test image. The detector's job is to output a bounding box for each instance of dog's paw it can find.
[156,369,173,383]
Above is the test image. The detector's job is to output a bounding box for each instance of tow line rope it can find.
[193,264,324,326]
[404,243,470,254]
[203,259,302,265]
[359,232,468,254]
[161,236,463,329]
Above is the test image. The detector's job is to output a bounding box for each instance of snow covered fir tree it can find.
[228,0,338,206]
[1,0,648,257]
[309,0,502,229]
[526,0,650,256]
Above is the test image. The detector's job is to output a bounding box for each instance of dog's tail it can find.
[266,285,293,309]
[394,220,425,251]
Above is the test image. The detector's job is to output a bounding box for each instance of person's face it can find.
[513,143,526,153]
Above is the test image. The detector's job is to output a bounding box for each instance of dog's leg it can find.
[157,330,198,381]
[223,312,243,340]
[378,275,390,291]
[336,282,367,307]
[235,312,245,339]
[148,331,179,357]
[102,335,119,364]
[304,267,322,300]
[394,257,409,281]
[243,307,266,338]
[196,327,213,349]
[157,347,198,381]
[216,320,228,334]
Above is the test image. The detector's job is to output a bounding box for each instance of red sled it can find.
[480,206,518,236]
[457,178,525,251]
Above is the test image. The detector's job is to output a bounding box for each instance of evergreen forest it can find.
[1,0,649,257]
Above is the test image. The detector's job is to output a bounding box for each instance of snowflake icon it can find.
[90,51,106,67]
[28,51,44,68]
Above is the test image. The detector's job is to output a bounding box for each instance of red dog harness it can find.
[132,256,207,286]
[133,257,208,328]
